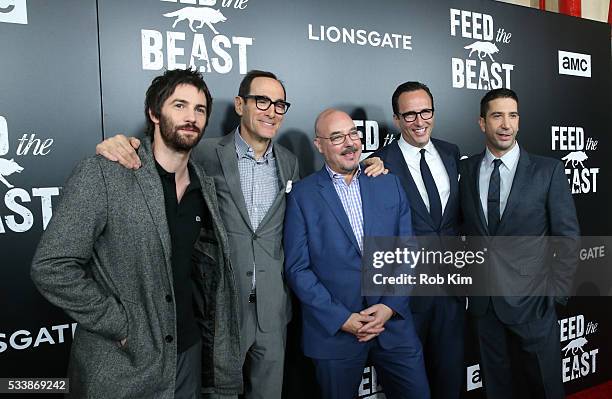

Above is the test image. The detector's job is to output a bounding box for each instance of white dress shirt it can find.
[397,136,450,213]
[479,142,520,222]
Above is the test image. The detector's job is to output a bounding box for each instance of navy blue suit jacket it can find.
[372,138,462,311]
[372,138,460,237]
[283,167,418,359]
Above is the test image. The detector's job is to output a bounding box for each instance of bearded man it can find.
[31,69,241,399]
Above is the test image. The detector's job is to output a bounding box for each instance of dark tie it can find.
[487,159,502,235]
[420,149,442,228]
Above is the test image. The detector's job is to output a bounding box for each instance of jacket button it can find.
[246,271,253,276]
[165,295,172,303]
[165,335,173,343]
[252,234,258,240]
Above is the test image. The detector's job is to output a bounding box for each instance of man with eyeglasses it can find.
[284,108,429,399]
[95,70,386,399]
[371,81,464,399]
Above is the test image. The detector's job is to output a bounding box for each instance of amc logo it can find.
[0,0,27,25]
[558,50,591,78]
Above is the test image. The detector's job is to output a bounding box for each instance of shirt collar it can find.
[397,134,435,157]
[234,127,274,161]
[154,160,200,190]
[155,159,173,180]
[325,164,362,184]
[484,141,520,169]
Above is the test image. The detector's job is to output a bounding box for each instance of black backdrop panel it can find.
[0,0,101,384]
[1,0,610,398]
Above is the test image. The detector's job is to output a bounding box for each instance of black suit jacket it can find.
[459,147,580,324]
[372,138,462,311]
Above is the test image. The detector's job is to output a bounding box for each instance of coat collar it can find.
[316,167,362,254]
[134,139,172,272]
[216,129,293,233]
[385,139,457,231]
[469,147,532,235]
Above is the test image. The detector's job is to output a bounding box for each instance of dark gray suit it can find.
[460,147,580,399]
[31,139,242,398]
[197,132,300,399]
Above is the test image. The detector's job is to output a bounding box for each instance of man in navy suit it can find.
[283,109,429,399]
[460,88,579,399]
[371,82,464,399]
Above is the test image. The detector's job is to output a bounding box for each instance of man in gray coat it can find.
[31,69,241,398]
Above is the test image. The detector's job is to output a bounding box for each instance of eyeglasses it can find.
[241,95,291,115]
[316,130,361,146]
[397,108,434,123]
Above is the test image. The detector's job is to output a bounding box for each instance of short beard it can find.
[339,145,360,173]
[159,114,204,153]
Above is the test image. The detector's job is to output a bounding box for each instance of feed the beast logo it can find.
[450,8,515,91]
[0,115,60,234]
[559,315,599,382]
[551,126,599,195]
[558,50,591,78]
[142,0,253,74]
[0,0,27,24]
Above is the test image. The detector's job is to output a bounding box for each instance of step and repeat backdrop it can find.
[1,0,610,397]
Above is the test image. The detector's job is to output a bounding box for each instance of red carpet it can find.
[568,381,612,399]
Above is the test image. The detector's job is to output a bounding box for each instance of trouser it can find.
[412,296,465,399]
[175,339,202,399]
[312,339,430,399]
[240,301,287,399]
[474,301,564,399]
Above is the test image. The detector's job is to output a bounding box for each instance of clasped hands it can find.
[341,303,394,343]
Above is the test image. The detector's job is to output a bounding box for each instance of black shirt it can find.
[156,160,210,353]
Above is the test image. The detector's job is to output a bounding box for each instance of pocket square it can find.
[285,180,293,193]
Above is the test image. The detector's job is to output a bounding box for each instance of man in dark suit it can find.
[371,82,464,399]
[460,88,579,399]
[284,108,429,399]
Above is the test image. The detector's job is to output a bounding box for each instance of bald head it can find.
[314,108,351,137]
[314,108,362,177]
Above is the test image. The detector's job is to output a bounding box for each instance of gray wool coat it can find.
[31,139,242,398]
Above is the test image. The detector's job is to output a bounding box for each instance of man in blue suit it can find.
[460,88,579,399]
[283,109,429,399]
[371,82,464,399]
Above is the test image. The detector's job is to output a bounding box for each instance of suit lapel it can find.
[497,149,531,233]
[436,142,458,223]
[317,168,361,254]
[359,173,374,240]
[469,152,489,234]
[385,142,433,227]
[256,144,292,231]
[133,141,172,271]
[216,133,253,232]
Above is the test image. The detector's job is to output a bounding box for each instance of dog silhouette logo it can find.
[562,337,588,356]
[0,0,27,24]
[163,6,227,34]
[464,41,499,62]
[562,151,588,168]
[0,158,23,188]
